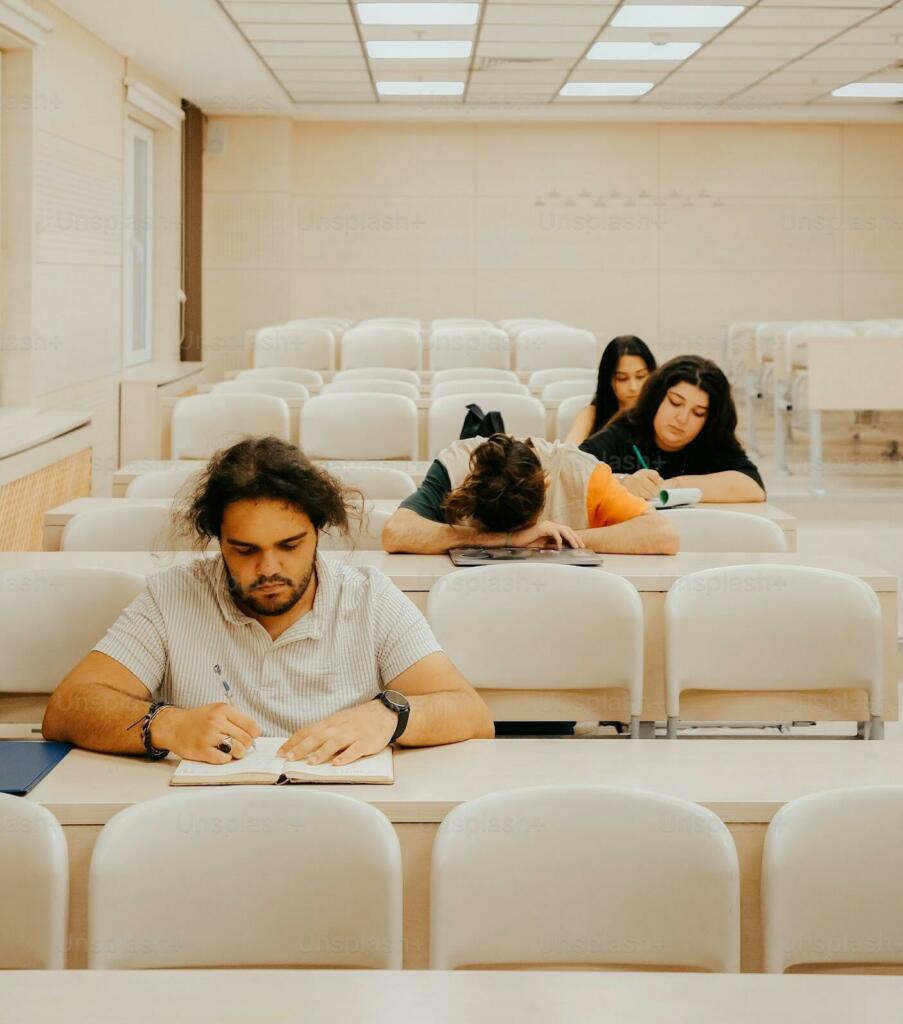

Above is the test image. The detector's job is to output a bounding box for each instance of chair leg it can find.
[870,716,885,741]
[629,715,640,740]
[666,716,678,739]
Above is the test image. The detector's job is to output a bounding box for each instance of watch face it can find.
[382,689,409,713]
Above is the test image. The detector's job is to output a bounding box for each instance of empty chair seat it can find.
[88,789,402,968]
[301,394,418,460]
[214,379,310,401]
[126,465,204,499]
[529,367,597,391]
[319,508,392,551]
[428,394,546,458]
[60,506,199,553]
[541,380,595,402]
[170,394,291,460]
[253,324,334,371]
[431,368,519,386]
[334,367,421,386]
[431,785,739,971]
[328,464,416,499]
[428,325,511,371]
[238,367,324,389]
[0,796,68,968]
[515,327,597,373]
[341,325,422,371]
[663,509,787,553]
[555,394,591,441]
[432,380,529,398]
[322,379,420,401]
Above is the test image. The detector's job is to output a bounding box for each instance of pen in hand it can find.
[214,664,256,752]
[631,443,668,506]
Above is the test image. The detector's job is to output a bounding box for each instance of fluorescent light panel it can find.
[358,3,480,25]
[832,82,903,99]
[377,80,464,95]
[561,82,653,97]
[612,5,744,28]
[367,40,472,58]
[587,42,701,61]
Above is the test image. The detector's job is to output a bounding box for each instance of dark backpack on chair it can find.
[459,403,506,440]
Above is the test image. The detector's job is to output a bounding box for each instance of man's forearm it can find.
[42,682,158,755]
[383,509,506,554]
[669,472,765,503]
[579,511,679,555]
[397,690,495,747]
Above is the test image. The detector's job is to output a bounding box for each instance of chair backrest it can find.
[239,367,324,389]
[170,394,291,459]
[340,325,422,371]
[541,379,595,402]
[0,568,147,693]
[301,393,418,460]
[0,795,68,968]
[515,327,597,372]
[333,367,421,386]
[555,394,591,441]
[763,786,903,974]
[319,508,391,550]
[88,788,402,969]
[431,785,739,971]
[328,464,416,499]
[358,317,420,329]
[253,324,334,371]
[664,509,787,553]
[665,565,883,722]
[322,379,420,401]
[429,318,493,330]
[214,378,309,401]
[431,368,519,386]
[428,394,546,458]
[428,563,643,722]
[290,316,351,335]
[60,506,199,553]
[126,465,204,499]
[428,326,511,371]
[432,380,529,398]
[528,367,597,390]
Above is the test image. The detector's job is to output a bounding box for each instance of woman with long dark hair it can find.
[579,355,765,502]
[565,335,657,445]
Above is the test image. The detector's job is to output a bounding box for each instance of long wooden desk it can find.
[2,550,895,726]
[3,970,903,1021]
[26,739,903,972]
[42,496,798,552]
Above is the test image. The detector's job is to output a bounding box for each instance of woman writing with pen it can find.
[578,355,766,504]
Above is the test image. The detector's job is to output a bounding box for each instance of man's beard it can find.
[224,558,316,618]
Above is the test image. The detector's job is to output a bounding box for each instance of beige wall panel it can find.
[204,117,295,193]
[841,272,903,321]
[203,269,294,375]
[841,125,903,198]
[841,199,903,271]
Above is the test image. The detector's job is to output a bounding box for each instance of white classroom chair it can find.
[253,324,334,371]
[126,465,204,499]
[555,394,591,441]
[301,393,418,460]
[431,785,739,971]
[428,394,546,458]
[358,317,420,329]
[428,325,511,371]
[541,380,594,402]
[329,464,416,499]
[319,508,391,550]
[290,316,351,337]
[515,327,597,373]
[432,380,530,398]
[665,565,884,738]
[214,378,310,401]
[0,567,146,696]
[528,367,597,391]
[170,394,290,460]
[333,367,421,386]
[429,318,493,331]
[499,318,562,335]
[60,506,200,553]
[431,368,519,386]
[428,563,643,733]
[88,789,402,969]
[763,786,903,974]
[238,367,324,389]
[340,325,422,371]
[322,379,420,401]
[0,796,68,969]
[663,509,787,554]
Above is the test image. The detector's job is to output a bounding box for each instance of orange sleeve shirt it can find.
[585,463,649,529]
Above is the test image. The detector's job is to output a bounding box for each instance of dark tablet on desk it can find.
[449,547,604,567]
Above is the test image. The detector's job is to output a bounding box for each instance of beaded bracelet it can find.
[127,701,174,760]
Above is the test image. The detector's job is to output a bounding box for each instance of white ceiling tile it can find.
[470,67,568,81]
[479,24,599,42]
[483,4,614,26]
[277,70,373,83]
[716,25,843,44]
[225,1,351,20]
[568,68,669,81]
[862,7,903,26]
[599,24,722,43]
[360,25,478,41]
[757,0,884,7]
[242,23,359,42]
[255,40,363,56]
[477,40,589,57]
[737,7,874,27]
[266,56,369,70]
[697,41,815,59]
[833,24,903,43]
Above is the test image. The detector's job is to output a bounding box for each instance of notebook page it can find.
[172,736,288,780]
[651,487,703,510]
[286,747,394,782]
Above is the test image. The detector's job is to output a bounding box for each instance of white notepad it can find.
[170,736,394,786]
[650,487,703,510]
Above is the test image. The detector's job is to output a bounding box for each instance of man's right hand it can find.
[510,519,585,550]
[150,703,262,764]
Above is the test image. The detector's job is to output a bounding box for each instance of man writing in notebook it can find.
[43,438,494,765]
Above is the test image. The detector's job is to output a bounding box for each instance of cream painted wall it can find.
[203,118,903,375]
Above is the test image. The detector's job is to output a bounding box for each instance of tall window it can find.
[124,119,154,367]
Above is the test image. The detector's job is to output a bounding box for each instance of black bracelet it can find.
[127,702,173,760]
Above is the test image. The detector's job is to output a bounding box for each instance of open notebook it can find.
[171,736,394,786]
[650,487,702,510]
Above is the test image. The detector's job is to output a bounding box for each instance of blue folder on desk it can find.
[0,741,71,796]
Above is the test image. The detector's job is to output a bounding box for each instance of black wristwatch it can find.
[373,689,410,743]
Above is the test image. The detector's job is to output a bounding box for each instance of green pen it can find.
[631,444,668,506]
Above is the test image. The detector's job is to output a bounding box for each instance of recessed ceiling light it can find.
[358,3,480,25]
[587,42,701,61]
[612,5,743,28]
[832,82,903,99]
[560,82,654,97]
[377,80,465,95]
[367,40,472,59]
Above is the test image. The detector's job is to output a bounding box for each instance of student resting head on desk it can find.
[381,433,679,556]
[42,437,494,766]
[578,354,766,504]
